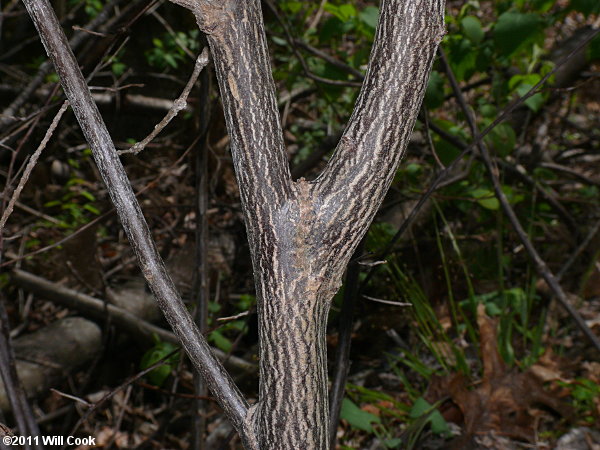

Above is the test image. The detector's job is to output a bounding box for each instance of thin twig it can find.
[70,25,109,37]
[119,48,209,155]
[422,107,445,170]
[0,101,68,231]
[264,0,362,88]
[0,140,195,269]
[497,159,579,235]
[424,118,580,235]
[363,295,411,307]
[557,218,600,282]
[292,38,364,80]
[0,292,42,449]
[0,0,124,128]
[217,311,250,322]
[11,269,256,372]
[307,0,327,30]
[49,389,91,407]
[69,347,182,436]
[192,32,211,450]
[539,161,600,187]
[151,9,196,60]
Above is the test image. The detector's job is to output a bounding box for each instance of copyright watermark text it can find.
[2,435,96,447]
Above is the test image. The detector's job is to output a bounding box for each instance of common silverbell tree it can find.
[23,0,445,448]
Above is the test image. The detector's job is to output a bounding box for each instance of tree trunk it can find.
[25,0,446,447]
[171,1,446,447]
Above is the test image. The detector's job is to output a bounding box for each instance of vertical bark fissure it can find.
[173,0,446,448]
[314,0,446,274]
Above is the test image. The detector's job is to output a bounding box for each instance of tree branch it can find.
[314,0,446,271]
[21,1,256,446]
[197,0,292,206]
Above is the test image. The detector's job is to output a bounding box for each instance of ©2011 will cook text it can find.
[2,435,97,447]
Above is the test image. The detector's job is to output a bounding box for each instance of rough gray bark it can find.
[24,0,445,447]
[21,1,256,448]
[171,1,445,448]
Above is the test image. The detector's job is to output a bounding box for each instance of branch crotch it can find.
[252,182,336,449]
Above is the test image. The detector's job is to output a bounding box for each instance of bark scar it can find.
[171,1,233,36]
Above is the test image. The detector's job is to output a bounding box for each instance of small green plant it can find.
[558,378,600,424]
[69,0,103,18]
[140,336,179,387]
[145,30,199,71]
[43,161,100,229]
[340,385,414,449]
[208,294,255,353]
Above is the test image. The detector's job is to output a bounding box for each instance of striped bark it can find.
[22,0,442,447]
[167,0,446,448]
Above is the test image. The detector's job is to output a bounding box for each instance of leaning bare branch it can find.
[439,48,600,354]
[21,0,255,444]
[359,25,600,292]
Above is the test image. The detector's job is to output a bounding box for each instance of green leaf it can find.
[461,16,484,44]
[324,3,356,22]
[111,62,126,77]
[588,34,600,61]
[508,73,540,91]
[358,6,379,29]
[340,398,380,432]
[409,397,450,435]
[429,409,450,434]
[501,185,524,205]
[140,340,178,387]
[485,302,502,316]
[163,53,178,69]
[209,330,232,353]
[281,1,303,14]
[469,188,500,210]
[384,438,402,448]
[484,122,516,156]
[83,204,100,215]
[479,103,497,118]
[493,12,544,57]
[516,84,544,112]
[338,4,357,20]
[446,37,478,81]
[80,190,96,202]
[319,17,353,42]
[432,119,468,165]
[271,36,287,46]
[532,0,556,12]
[409,397,432,419]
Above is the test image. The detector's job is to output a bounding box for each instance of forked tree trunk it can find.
[24,0,445,448]
[172,1,446,447]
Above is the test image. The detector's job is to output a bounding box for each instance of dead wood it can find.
[11,269,255,373]
[0,317,101,412]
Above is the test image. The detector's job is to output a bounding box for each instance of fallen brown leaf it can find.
[427,304,574,449]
